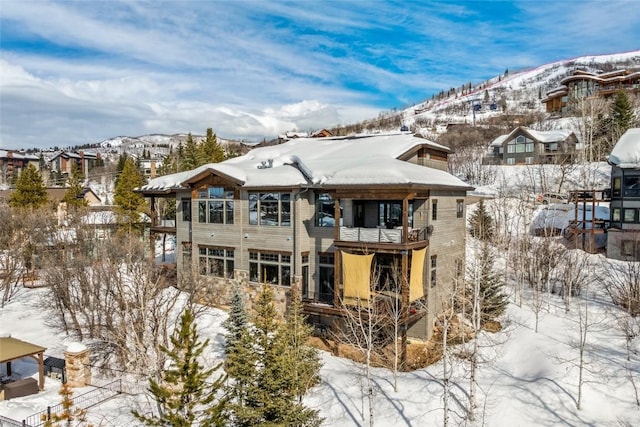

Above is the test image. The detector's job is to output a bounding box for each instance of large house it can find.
[139,132,472,348]
[543,68,640,115]
[0,150,40,185]
[486,126,579,165]
[48,151,101,177]
[607,128,640,261]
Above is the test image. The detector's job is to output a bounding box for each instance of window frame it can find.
[198,245,234,278]
[249,192,291,226]
[249,250,291,286]
[198,186,234,225]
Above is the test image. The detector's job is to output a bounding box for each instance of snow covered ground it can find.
[2,241,640,426]
[1,162,638,426]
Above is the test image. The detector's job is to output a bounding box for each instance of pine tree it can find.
[115,153,128,186]
[282,286,322,405]
[610,89,637,140]
[63,163,88,209]
[199,128,226,164]
[113,157,146,230]
[223,285,260,426]
[181,133,200,172]
[474,241,508,324]
[252,286,322,426]
[132,309,228,427]
[9,163,48,209]
[468,199,494,241]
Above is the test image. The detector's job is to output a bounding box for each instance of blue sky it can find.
[1,0,639,149]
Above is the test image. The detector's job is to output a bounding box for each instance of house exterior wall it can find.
[172,178,468,341]
[607,165,640,261]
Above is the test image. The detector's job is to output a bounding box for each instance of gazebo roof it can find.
[0,336,47,363]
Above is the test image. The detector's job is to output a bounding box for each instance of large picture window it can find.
[182,198,191,222]
[249,192,291,226]
[315,193,343,227]
[508,135,534,154]
[198,246,234,278]
[624,176,640,197]
[318,253,335,304]
[378,201,412,228]
[249,251,291,285]
[197,186,234,224]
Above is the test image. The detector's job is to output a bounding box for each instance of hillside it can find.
[332,50,640,136]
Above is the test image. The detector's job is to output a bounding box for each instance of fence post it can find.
[47,406,51,420]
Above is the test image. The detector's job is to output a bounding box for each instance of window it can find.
[508,135,534,154]
[198,186,234,224]
[249,192,290,226]
[318,253,335,304]
[613,177,621,197]
[624,208,637,223]
[249,251,291,286]
[430,255,437,287]
[455,259,463,278]
[549,142,558,151]
[379,201,412,228]
[182,198,191,222]
[182,242,192,268]
[315,193,342,227]
[621,240,640,258]
[456,199,464,218]
[432,200,438,221]
[624,176,640,197]
[198,246,234,278]
[506,158,515,165]
[613,208,621,222]
[525,157,534,164]
[301,253,309,298]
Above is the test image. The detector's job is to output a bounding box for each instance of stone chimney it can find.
[64,342,91,387]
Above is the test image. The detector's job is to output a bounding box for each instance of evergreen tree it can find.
[468,199,494,241]
[113,157,146,230]
[63,163,88,209]
[609,89,637,140]
[115,153,129,186]
[469,241,508,325]
[223,285,260,426]
[9,163,48,209]
[181,133,200,172]
[199,128,226,165]
[281,286,323,407]
[132,309,227,427]
[252,286,321,426]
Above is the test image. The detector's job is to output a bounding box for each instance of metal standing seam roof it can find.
[0,337,47,363]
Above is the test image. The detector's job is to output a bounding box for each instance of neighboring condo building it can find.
[543,68,640,115]
[607,128,640,261]
[139,132,472,343]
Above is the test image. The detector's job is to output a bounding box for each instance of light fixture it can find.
[244,233,249,239]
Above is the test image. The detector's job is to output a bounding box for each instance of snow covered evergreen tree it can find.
[133,308,227,427]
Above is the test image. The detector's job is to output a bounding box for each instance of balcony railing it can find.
[338,226,426,244]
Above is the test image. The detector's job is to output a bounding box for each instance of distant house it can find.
[543,68,640,115]
[48,151,101,177]
[139,132,473,350]
[0,150,40,185]
[607,128,640,261]
[311,129,333,138]
[486,126,579,165]
[0,187,101,208]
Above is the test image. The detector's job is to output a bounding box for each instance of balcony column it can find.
[402,197,409,243]
[150,195,156,259]
[400,250,409,365]
[333,198,341,241]
[334,249,341,308]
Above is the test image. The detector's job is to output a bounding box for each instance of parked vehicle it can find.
[537,192,568,204]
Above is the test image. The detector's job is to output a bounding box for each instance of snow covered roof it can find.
[139,132,472,193]
[491,126,575,147]
[609,128,640,168]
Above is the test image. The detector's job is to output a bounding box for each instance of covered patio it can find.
[0,336,46,391]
